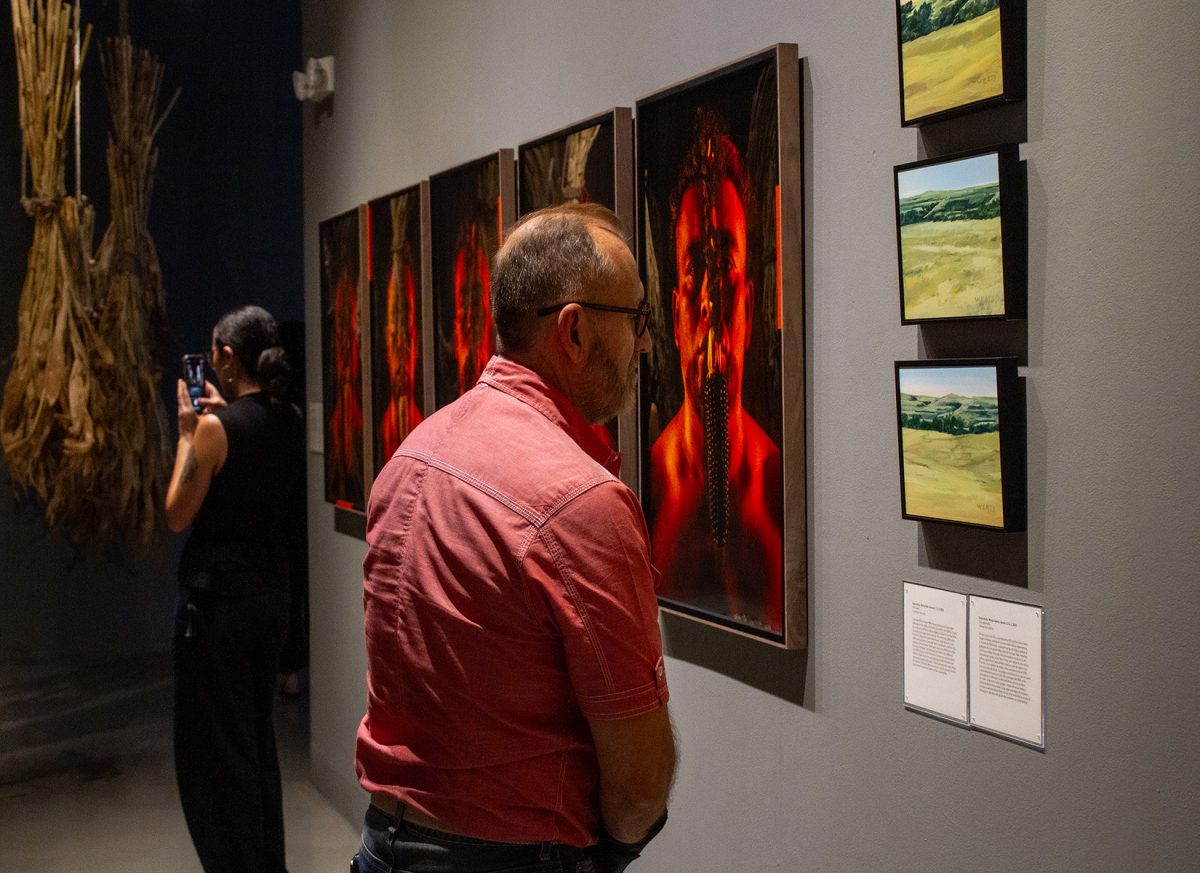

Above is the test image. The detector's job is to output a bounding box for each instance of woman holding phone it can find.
[165,305,304,873]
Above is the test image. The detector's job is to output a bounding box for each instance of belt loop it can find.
[539,841,552,861]
[387,799,407,837]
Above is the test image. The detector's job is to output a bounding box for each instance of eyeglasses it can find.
[537,299,652,338]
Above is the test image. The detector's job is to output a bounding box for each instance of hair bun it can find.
[257,346,292,402]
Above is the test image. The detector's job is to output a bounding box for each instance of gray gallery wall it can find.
[300,2,1200,870]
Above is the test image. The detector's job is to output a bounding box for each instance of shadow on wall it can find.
[662,613,808,706]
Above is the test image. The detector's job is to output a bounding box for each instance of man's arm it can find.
[588,703,676,843]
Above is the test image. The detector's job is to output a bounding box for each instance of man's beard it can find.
[581,340,636,426]
[702,370,730,549]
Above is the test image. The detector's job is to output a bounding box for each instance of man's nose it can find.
[699,265,723,334]
[636,324,652,354]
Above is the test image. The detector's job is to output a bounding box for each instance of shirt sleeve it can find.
[526,480,669,720]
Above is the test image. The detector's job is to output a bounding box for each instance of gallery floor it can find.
[0,653,359,872]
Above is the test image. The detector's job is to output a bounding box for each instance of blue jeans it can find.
[352,803,595,873]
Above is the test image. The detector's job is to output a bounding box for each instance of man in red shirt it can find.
[354,203,676,873]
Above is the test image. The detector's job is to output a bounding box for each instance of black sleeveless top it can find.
[178,392,305,594]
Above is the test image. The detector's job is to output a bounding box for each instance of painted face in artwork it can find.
[671,157,754,549]
[672,175,753,420]
[386,244,418,392]
[452,223,492,394]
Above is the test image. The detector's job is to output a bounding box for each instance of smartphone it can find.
[182,354,206,414]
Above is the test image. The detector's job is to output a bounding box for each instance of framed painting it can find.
[428,151,516,410]
[896,0,1026,126]
[518,109,635,489]
[895,358,1025,531]
[319,205,368,512]
[637,44,806,648]
[894,145,1026,323]
[366,183,427,490]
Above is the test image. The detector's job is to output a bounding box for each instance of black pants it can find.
[174,587,290,873]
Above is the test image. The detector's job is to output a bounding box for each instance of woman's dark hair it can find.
[213,305,291,402]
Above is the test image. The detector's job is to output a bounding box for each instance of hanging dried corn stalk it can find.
[3,1,178,548]
[85,37,179,546]
[0,0,101,529]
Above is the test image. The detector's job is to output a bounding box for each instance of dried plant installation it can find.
[2,2,176,548]
[86,36,178,546]
[1,0,99,521]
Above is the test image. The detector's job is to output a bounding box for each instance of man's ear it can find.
[557,305,587,364]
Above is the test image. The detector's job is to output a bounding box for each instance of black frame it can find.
[894,358,1025,532]
[893,144,1027,324]
[896,0,1027,127]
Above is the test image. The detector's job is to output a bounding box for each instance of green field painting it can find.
[898,365,1003,527]
[897,152,1003,320]
[900,1,1003,121]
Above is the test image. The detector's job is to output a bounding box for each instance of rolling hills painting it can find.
[896,151,1004,321]
[898,0,1004,123]
[896,363,1003,527]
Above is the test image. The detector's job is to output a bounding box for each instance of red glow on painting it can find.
[379,251,424,458]
[452,223,493,395]
[330,267,363,489]
[591,422,616,452]
[650,119,783,633]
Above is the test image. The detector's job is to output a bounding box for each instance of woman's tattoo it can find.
[181,449,199,485]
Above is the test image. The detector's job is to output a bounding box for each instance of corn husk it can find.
[84,37,177,546]
[1,0,100,523]
[2,2,175,548]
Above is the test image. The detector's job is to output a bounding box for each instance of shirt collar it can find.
[476,355,622,477]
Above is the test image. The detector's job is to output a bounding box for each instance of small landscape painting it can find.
[896,363,1003,527]
[898,0,1005,123]
[895,151,1003,321]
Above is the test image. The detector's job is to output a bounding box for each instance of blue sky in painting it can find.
[897,153,999,200]
[899,366,998,399]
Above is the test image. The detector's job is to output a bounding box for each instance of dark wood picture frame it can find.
[517,108,637,492]
[896,0,1026,127]
[895,358,1026,532]
[636,44,806,648]
[364,183,427,498]
[428,151,516,411]
[893,144,1027,324]
[319,205,369,513]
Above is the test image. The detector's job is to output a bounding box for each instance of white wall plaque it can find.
[969,595,1045,749]
[903,582,968,723]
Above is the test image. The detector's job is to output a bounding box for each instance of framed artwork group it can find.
[318,43,807,649]
[891,0,1029,535]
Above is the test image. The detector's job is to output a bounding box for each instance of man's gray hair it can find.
[491,203,628,354]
